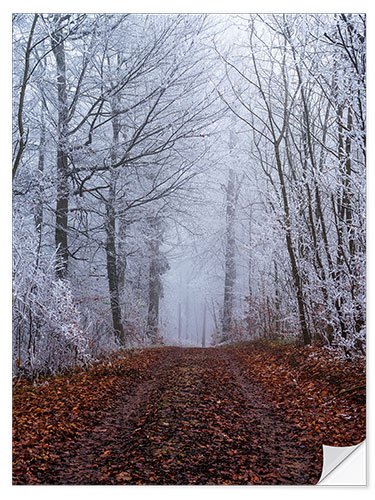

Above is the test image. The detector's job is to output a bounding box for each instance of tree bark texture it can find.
[52,30,69,279]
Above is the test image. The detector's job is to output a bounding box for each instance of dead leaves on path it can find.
[12,348,170,484]
[12,343,365,485]
[229,342,365,447]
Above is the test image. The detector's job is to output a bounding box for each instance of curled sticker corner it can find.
[318,440,366,485]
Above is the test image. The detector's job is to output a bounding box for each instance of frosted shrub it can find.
[13,223,93,378]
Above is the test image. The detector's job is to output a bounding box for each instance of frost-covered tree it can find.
[12,13,366,378]
[213,14,365,354]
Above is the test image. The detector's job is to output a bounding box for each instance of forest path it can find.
[50,347,321,485]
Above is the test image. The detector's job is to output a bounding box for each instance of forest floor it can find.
[12,341,365,485]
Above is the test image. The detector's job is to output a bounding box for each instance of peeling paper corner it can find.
[318,441,366,485]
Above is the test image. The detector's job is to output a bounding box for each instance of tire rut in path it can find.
[54,347,322,485]
[53,348,177,484]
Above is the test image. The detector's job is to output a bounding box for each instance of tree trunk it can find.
[202,302,206,347]
[222,167,237,341]
[146,218,168,343]
[34,105,45,235]
[105,88,124,344]
[275,143,311,345]
[105,191,125,345]
[146,252,160,343]
[178,303,182,344]
[52,32,69,279]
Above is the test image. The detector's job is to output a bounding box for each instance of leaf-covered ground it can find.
[13,342,365,485]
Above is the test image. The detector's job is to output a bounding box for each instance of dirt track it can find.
[49,347,322,485]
